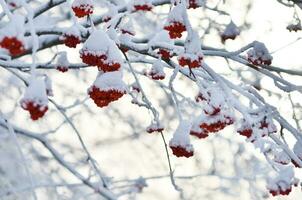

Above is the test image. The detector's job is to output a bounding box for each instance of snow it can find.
[247,41,273,62]
[184,30,203,56]
[72,0,94,7]
[293,142,302,159]
[150,60,165,76]
[222,21,240,37]
[148,30,174,46]
[20,77,48,106]
[63,25,81,38]
[169,120,193,151]
[91,71,127,92]
[81,29,123,63]
[56,52,69,67]
[266,166,297,191]
[273,149,290,164]
[165,3,185,23]
[0,14,25,39]
[44,75,54,97]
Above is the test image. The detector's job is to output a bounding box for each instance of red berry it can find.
[164,21,186,39]
[88,86,125,108]
[169,145,194,158]
[21,100,48,120]
[62,34,81,48]
[0,36,25,56]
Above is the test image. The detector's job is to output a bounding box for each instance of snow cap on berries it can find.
[178,31,203,68]
[273,149,291,165]
[220,21,240,43]
[247,41,273,65]
[92,71,127,92]
[88,71,127,108]
[84,30,122,61]
[164,4,186,39]
[169,120,194,158]
[20,77,49,120]
[21,77,48,106]
[80,29,123,71]
[266,167,298,196]
[56,52,69,72]
[0,14,26,56]
[147,60,166,80]
[61,25,82,48]
[131,0,153,11]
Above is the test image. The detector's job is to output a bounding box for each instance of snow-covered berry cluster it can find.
[164,4,186,39]
[178,31,203,68]
[237,117,277,141]
[247,42,273,66]
[169,120,194,158]
[266,168,299,196]
[88,71,127,108]
[286,22,302,32]
[220,21,240,43]
[191,86,234,138]
[72,0,94,18]
[149,31,174,60]
[80,30,123,72]
[0,14,26,56]
[20,78,49,120]
[61,26,82,48]
[132,0,153,12]
[145,60,166,80]
[55,52,69,73]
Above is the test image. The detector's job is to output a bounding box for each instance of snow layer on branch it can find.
[149,30,174,47]
[293,142,302,159]
[63,25,81,37]
[21,77,48,106]
[169,120,193,150]
[0,14,25,39]
[92,71,127,92]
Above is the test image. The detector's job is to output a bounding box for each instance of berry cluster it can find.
[72,0,94,18]
[61,27,82,48]
[145,60,166,80]
[164,4,186,39]
[169,120,194,158]
[80,30,122,72]
[20,78,49,120]
[88,86,126,108]
[247,42,273,65]
[220,21,240,43]
[178,31,203,69]
[88,71,127,108]
[21,101,48,120]
[0,36,25,56]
